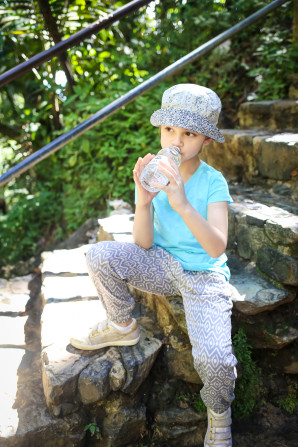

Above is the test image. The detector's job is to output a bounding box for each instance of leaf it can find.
[68,154,77,167]
[82,139,90,153]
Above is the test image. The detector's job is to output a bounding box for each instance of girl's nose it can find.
[173,135,183,147]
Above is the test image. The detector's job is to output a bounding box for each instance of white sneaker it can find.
[70,318,140,350]
[204,407,232,446]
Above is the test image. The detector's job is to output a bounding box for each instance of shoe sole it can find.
[70,335,140,351]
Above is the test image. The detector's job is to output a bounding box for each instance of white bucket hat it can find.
[150,84,225,143]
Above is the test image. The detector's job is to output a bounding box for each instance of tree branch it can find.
[36,0,75,92]
[0,123,22,140]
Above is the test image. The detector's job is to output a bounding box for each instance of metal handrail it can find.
[0,0,152,88]
[0,0,290,187]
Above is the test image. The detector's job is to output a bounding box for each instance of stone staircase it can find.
[0,99,297,447]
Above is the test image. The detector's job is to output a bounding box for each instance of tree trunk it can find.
[36,0,75,92]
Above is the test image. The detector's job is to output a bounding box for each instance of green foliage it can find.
[277,379,298,415]
[0,188,62,268]
[84,421,102,440]
[177,392,206,413]
[192,394,206,413]
[232,328,264,419]
[0,0,294,268]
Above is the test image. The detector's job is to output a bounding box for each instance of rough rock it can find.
[229,183,298,215]
[100,407,147,447]
[119,332,162,394]
[228,199,298,272]
[42,342,99,414]
[201,129,271,182]
[42,316,162,412]
[131,289,191,352]
[57,218,99,250]
[258,341,298,375]
[257,133,298,181]
[153,407,206,446]
[164,347,202,385]
[229,268,294,315]
[78,348,125,405]
[257,246,298,286]
[239,320,298,350]
[78,330,162,405]
[238,100,298,131]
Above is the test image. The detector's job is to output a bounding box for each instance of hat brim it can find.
[150,108,225,143]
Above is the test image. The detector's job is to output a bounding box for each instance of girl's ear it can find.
[203,136,212,146]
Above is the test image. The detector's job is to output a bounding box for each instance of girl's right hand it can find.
[133,154,159,205]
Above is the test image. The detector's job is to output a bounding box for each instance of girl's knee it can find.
[86,241,114,270]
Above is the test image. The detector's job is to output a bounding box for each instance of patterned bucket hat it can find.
[150,84,225,143]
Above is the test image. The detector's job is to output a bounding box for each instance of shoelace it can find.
[91,319,110,335]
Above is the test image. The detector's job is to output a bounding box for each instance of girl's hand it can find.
[133,154,159,206]
[153,157,189,214]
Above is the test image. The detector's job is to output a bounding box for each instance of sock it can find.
[209,407,231,417]
[110,318,135,334]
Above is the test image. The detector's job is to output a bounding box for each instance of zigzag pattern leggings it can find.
[86,241,237,413]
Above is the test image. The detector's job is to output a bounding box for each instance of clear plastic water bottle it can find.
[140,146,181,192]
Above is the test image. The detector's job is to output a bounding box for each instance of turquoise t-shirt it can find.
[151,160,233,279]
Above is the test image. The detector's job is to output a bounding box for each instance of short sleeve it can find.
[207,172,233,205]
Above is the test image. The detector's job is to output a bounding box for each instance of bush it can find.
[232,328,264,419]
[0,188,62,268]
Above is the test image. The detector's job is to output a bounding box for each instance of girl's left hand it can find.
[153,157,189,214]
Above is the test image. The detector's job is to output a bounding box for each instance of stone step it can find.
[238,100,298,131]
[201,130,298,196]
[0,274,86,446]
[35,210,298,445]
[228,197,298,286]
[229,183,298,215]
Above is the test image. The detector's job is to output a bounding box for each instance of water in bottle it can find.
[140,146,181,192]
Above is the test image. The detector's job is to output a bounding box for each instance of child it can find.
[70,84,237,446]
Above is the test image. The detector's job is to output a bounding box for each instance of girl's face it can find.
[160,125,211,164]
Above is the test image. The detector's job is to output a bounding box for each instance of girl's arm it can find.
[132,154,157,249]
[179,201,228,258]
[133,201,154,249]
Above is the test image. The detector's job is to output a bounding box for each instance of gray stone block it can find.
[257,246,298,285]
[238,100,298,131]
[257,133,298,180]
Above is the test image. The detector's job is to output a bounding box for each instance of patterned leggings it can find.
[86,241,237,413]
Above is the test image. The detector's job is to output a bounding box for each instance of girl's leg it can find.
[85,240,180,323]
[179,271,237,414]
